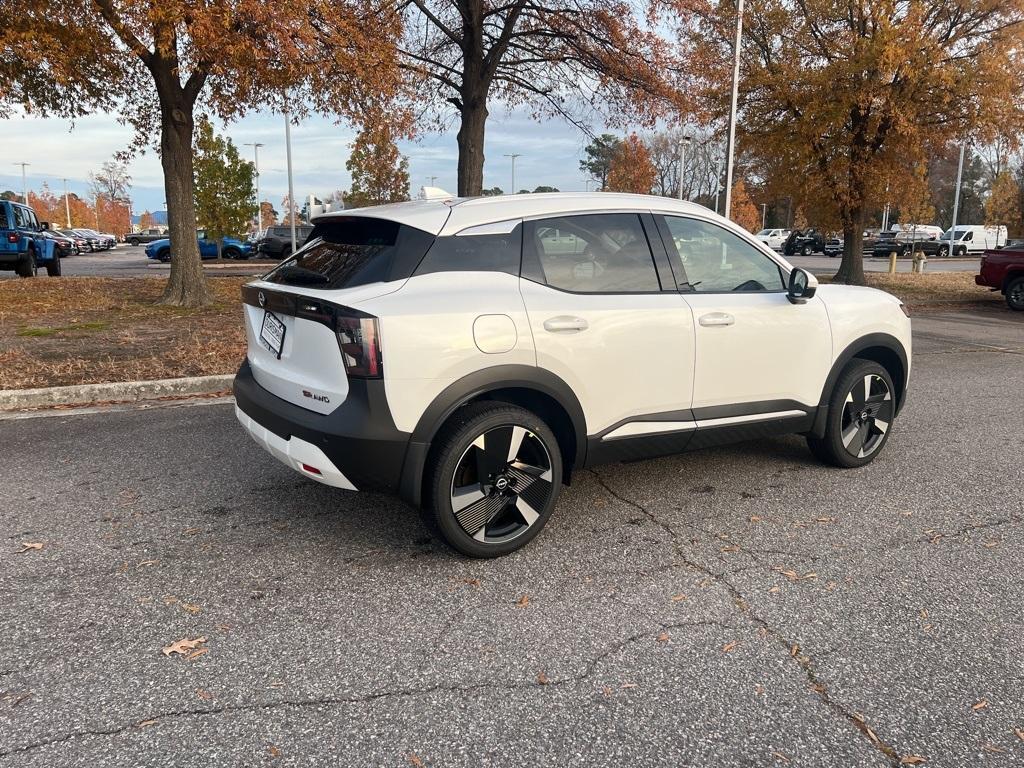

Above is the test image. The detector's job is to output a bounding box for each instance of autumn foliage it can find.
[606,134,657,195]
[729,180,759,233]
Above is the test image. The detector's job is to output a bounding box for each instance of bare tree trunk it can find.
[456,96,488,196]
[835,206,866,285]
[156,81,209,307]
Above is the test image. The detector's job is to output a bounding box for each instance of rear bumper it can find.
[232,359,412,494]
[0,252,26,265]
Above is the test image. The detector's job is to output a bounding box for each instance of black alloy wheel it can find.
[807,359,895,468]
[1006,276,1024,311]
[427,403,562,557]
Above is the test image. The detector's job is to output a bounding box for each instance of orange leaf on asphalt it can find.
[196,689,213,701]
[1013,728,1024,741]
[515,595,530,608]
[722,640,738,653]
[982,744,1005,754]
[671,593,688,602]
[268,745,282,758]
[656,631,670,642]
[462,578,481,588]
[900,756,927,764]
[187,648,209,661]
[181,603,202,614]
[162,636,207,657]
[721,545,740,553]
[972,698,989,711]
[790,644,800,657]
[17,542,43,553]
[771,751,790,764]
[138,719,158,728]
[749,515,763,522]
[408,754,424,768]
[536,671,550,685]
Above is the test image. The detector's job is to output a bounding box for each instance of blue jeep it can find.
[144,230,252,262]
[0,199,60,277]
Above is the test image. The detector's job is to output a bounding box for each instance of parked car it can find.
[232,193,912,557]
[938,225,1007,256]
[0,199,61,277]
[55,229,89,252]
[144,230,252,262]
[824,235,843,257]
[69,228,113,251]
[755,228,790,251]
[62,228,103,251]
[41,229,78,257]
[127,228,168,247]
[254,225,315,259]
[976,241,1024,310]
[872,227,950,258]
[783,228,827,256]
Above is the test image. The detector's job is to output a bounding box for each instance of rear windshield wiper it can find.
[278,265,329,285]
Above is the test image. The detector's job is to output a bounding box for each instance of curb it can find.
[0,375,235,411]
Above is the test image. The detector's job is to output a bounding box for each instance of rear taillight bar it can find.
[335,316,382,378]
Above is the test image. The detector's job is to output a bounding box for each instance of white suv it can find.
[234,193,911,557]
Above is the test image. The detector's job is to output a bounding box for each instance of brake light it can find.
[6,234,17,243]
[336,315,382,378]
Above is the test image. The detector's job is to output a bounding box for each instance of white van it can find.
[939,225,1008,255]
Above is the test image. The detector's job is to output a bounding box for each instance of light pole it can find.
[503,153,521,194]
[285,113,296,253]
[949,140,967,256]
[427,175,438,187]
[723,0,745,219]
[63,178,71,227]
[761,203,767,229]
[245,142,265,231]
[713,152,724,214]
[677,135,692,201]
[13,163,29,204]
[584,179,594,192]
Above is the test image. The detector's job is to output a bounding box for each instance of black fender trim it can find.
[397,365,588,507]
[811,333,909,438]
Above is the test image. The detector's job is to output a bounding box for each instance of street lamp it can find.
[13,163,29,204]
[62,178,71,227]
[761,203,767,229]
[284,112,296,253]
[677,135,692,201]
[503,154,522,194]
[723,0,745,219]
[427,175,438,186]
[949,140,967,255]
[245,142,265,231]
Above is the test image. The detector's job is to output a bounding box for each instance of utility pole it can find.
[245,142,265,231]
[723,0,745,219]
[713,153,724,214]
[285,113,296,254]
[13,163,29,204]
[63,178,71,227]
[761,203,767,229]
[949,140,967,256]
[677,136,692,200]
[427,175,438,187]
[503,154,521,195]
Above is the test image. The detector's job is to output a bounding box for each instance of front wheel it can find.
[157,249,170,263]
[801,244,812,257]
[426,403,563,558]
[807,359,896,468]
[223,248,241,260]
[129,238,140,247]
[1006,277,1024,311]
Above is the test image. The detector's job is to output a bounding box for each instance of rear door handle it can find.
[699,312,735,327]
[543,316,589,333]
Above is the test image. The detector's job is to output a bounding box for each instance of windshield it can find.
[941,228,971,240]
[264,217,434,290]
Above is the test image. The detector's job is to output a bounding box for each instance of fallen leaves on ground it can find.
[981,744,1005,754]
[462,577,481,588]
[1014,728,1024,741]
[162,636,207,657]
[187,648,209,661]
[17,542,44,553]
[722,640,738,653]
[515,595,530,608]
[670,593,687,602]
[656,631,670,643]
[268,744,282,758]
[196,689,213,701]
[536,671,550,685]
[972,698,989,711]
[138,719,158,728]
[408,754,424,767]
[771,751,790,764]
[900,756,927,764]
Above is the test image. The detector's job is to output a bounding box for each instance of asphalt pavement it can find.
[1,309,1022,767]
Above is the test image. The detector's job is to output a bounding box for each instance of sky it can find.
[0,106,600,215]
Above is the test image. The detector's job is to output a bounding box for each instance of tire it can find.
[157,248,170,263]
[45,255,61,277]
[801,244,812,257]
[807,359,896,469]
[937,245,949,258]
[129,238,140,247]
[1006,276,1024,311]
[223,248,240,260]
[956,246,967,257]
[16,249,36,278]
[425,402,563,558]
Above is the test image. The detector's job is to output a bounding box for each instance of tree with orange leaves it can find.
[729,180,760,233]
[606,134,657,195]
[682,0,1024,283]
[1,1,404,305]
[400,1,688,195]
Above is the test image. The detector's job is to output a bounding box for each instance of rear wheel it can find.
[1006,276,1024,311]
[801,243,812,257]
[223,247,241,260]
[807,359,895,468]
[16,249,36,278]
[129,237,140,247]
[45,255,61,277]
[937,245,949,258]
[426,403,562,558]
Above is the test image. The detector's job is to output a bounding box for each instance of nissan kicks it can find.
[233,193,911,557]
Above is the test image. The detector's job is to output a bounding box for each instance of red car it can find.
[976,241,1024,311]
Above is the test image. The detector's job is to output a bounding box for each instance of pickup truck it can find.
[127,228,167,247]
[0,199,61,277]
[976,243,1024,311]
[871,232,952,259]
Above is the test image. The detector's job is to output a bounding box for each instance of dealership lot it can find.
[0,309,1021,767]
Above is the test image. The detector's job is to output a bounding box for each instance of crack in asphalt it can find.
[0,619,725,759]
[587,469,904,767]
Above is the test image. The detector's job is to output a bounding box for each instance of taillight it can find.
[336,314,382,378]
[6,234,17,244]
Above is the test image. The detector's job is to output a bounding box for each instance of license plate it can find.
[260,311,286,358]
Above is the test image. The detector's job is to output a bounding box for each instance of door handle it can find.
[543,316,589,333]
[699,312,735,327]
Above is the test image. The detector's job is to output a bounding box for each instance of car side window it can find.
[14,206,31,229]
[524,213,660,293]
[659,215,785,292]
[415,223,522,277]
[0,206,8,229]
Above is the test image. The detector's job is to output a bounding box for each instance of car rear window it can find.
[264,217,435,289]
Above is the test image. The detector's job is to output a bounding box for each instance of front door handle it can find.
[699,312,735,327]
[543,316,589,333]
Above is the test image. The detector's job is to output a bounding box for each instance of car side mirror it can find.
[787,267,817,304]
[40,222,50,231]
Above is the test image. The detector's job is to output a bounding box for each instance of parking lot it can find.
[1,308,1021,767]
